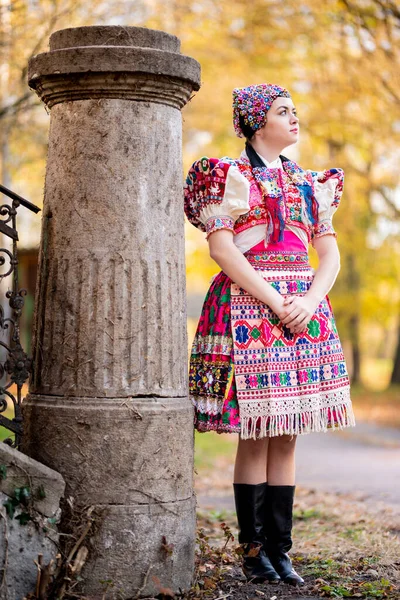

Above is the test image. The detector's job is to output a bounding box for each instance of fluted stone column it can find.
[22,26,200,597]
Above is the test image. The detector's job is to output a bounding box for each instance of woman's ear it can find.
[253,120,267,139]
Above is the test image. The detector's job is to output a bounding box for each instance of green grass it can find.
[194,431,236,470]
[0,407,15,443]
[293,507,323,520]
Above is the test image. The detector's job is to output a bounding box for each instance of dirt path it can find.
[296,420,400,510]
[196,420,400,514]
[194,420,400,600]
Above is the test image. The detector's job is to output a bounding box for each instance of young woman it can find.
[184,83,356,586]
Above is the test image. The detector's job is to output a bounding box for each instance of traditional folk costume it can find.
[184,83,356,585]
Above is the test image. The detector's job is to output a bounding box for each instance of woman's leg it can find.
[264,434,304,586]
[234,436,269,483]
[234,433,297,484]
[233,435,281,582]
[267,434,297,484]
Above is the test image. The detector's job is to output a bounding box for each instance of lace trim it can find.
[191,334,233,356]
[191,388,355,439]
[192,387,351,415]
[240,389,355,439]
[191,395,225,415]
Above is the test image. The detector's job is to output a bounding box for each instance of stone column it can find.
[22,26,200,597]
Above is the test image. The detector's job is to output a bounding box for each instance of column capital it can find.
[28,25,201,109]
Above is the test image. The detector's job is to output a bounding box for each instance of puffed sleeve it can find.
[308,168,344,243]
[184,157,250,239]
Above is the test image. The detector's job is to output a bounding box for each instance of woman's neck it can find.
[249,139,283,164]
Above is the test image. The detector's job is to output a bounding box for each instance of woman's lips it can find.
[290,128,299,133]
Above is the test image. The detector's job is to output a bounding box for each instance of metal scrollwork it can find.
[0,184,40,448]
[0,248,16,279]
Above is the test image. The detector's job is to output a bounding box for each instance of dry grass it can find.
[193,428,400,599]
[194,486,400,599]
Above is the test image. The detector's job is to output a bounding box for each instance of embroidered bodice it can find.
[184,150,344,253]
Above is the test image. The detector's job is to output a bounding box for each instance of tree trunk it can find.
[348,314,361,385]
[346,254,361,385]
[390,321,400,385]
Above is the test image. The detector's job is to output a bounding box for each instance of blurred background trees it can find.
[1,0,399,394]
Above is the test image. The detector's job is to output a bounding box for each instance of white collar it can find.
[259,154,282,168]
[239,148,282,169]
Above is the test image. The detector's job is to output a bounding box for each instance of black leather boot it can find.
[264,484,304,586]
[233,482,281,584]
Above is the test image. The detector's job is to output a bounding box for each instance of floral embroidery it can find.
[235,325,250,344]
[248,251,309,264]
[232,83,291,138]
[184,158,231,232]
[184,154,344,247]
[313,219,337,239]
[205,215,235,237]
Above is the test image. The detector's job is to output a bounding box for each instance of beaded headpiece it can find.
[232,83,291,138]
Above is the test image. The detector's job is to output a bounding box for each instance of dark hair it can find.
[245,141,266,168]
[239,114,257,140]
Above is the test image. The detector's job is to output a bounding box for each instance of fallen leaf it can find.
[247,546,261,558]
[203,577,216,590]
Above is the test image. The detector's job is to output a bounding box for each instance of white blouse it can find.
[197,152,341,253]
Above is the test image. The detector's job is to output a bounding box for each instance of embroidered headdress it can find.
[232,83,291,138]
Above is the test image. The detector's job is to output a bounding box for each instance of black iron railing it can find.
[0,183,40,448]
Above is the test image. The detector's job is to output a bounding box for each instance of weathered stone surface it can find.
[0,493,60,600]
[23,25,200,597]
[27,100,188,399]
[50,25,181,52]
[28,25,200,109]
[23,398,193,505]
[0,443,65,518]
[0,447,63,600]
[29,72,197,109]
[78,497,196,597]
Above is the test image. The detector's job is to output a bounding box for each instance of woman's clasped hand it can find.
[277,295,320,335]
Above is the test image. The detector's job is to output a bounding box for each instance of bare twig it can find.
[377,186,400,218]
[118,399,143,420]
[134,563,153,599]
[66,508,94,564]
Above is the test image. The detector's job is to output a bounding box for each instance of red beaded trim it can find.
[245,250,311,269]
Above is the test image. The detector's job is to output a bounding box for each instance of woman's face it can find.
[254,96,299,147]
